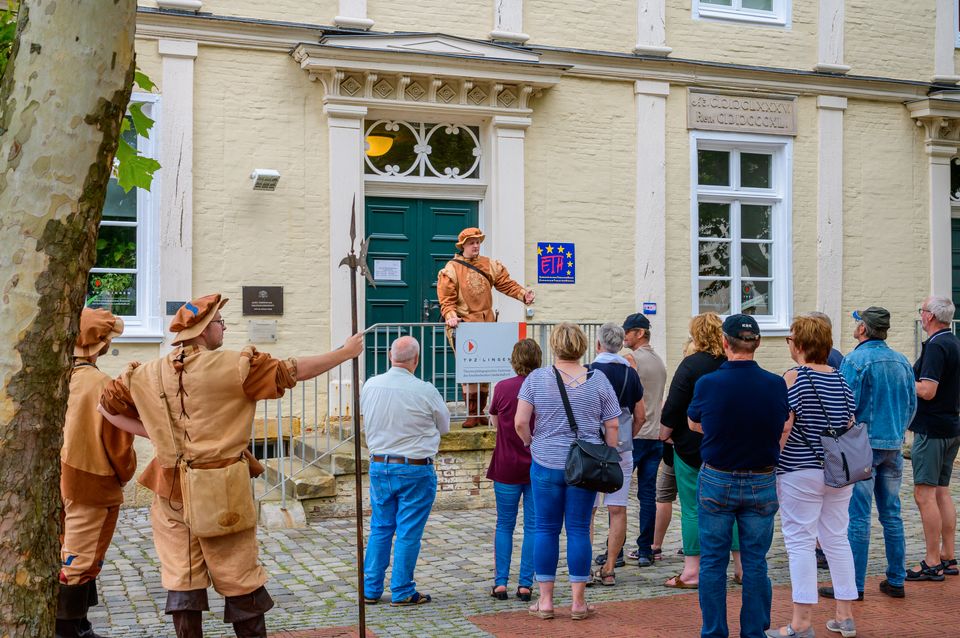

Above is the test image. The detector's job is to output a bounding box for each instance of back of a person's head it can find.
[390,336,420,365]
[791,315,832,364]
[926,296,956,325]
[689,312,724,358]
[511,338,542,376]
[805,311,833,329]
[549,322,587,361]
[597,322,625,353]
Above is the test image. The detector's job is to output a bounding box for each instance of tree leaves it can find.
[115,137,160,192]
[0,2,17,79]
[134,70,156,92]
[128,103,154,139]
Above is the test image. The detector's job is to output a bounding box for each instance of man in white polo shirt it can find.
[360,336,451,607]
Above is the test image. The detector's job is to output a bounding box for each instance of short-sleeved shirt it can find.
[487,375,534,484]
[688,360,789,470]
[778,367,856,474]
[519,366,622,470]
[910,329,960,439]
[827,348,844,370]
[631,346,667,440]
[661,351,726,468]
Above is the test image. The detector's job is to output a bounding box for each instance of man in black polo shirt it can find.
[906,295,960,582]
[687,314,789,638]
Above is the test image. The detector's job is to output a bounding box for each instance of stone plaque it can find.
[247,320,277,343]
[688,91,797,136]
[242,286,283,315]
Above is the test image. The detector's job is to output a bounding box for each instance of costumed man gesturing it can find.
[58,308,135,638]
[437,228,535,428]
[99,293,363,638]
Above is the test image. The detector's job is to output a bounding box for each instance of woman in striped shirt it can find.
[767,315,858,638]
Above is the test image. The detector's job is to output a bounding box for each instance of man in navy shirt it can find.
[688,314,789,638]
[907,295,960,582]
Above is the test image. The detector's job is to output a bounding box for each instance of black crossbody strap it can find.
[553,366,579,440]
[451,258,494,285]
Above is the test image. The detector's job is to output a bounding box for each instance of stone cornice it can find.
[907,92,960,153]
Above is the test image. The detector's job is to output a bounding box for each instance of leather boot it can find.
[476,389,490,426]
[56,583,90,638]
[166,589,209,638]
[224,586,274,638]
[462,387,480,428]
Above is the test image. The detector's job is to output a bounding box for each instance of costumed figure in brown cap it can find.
[57,308,134,638]
[437,228,535,427]
[98,294,363,638]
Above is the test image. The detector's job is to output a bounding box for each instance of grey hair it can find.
[806,311,833,329]
[926,296,956,324]
[390,336,420,363]
[597,322,625,353]
[860,321,887,341]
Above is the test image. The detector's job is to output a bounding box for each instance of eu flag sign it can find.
[537,242,575,284]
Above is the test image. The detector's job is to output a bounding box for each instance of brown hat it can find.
[169,293,229,345]
[455,227,486,250]
[75,308,124,358]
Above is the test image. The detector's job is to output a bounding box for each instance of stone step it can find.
[293,439,369,476]
[262,458,337,499]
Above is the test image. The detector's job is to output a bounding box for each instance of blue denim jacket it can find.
[839,339,917,450]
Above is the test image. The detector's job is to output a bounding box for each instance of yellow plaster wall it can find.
[139,1,339,25]
[134,40,162,92]
[368,0,491,40]
[524,78,638,326]
[665,3,817,73]
[844,0,935,81]
[842,100,928,359]
[524,0,636,53]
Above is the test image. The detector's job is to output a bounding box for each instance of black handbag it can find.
[554,367,624,494]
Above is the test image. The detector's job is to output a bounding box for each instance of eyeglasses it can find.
[210,319,225,328]
[918,308,929,316]
[785,336,794,342]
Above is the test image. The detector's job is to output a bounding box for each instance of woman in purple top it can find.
[487,338,541,602]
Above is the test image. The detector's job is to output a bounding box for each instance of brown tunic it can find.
[436,256,526,322]
[61,364,137,507]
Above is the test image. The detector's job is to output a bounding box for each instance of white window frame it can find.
[91,92,163,341]
[689,130,793,334]
[955,0,960,48]
[693,0,790,27]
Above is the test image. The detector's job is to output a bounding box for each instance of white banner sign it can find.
[455,322,525,383]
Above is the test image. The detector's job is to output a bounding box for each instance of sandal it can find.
[528,600,554,620]
[733,574,743,585]
[652,548,663,561]
[516,587,532,602]
[490,585,508,601]
[592,568,616,586]
[905,560,945,582]
[942,559,959,576]
[664,573,698,589]
[363,596,380,605]
[571,604,598,620]
[390,592,432,606]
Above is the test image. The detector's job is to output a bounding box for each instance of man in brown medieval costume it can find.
[99,294,363,638]
[437,227,535,427]
[58,308,135,638]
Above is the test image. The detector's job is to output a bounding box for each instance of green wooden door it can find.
[364,197,479,396]
[953,218,960,319]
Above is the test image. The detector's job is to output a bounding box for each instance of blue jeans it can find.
[633,439,663,556]
[530,461,596,583]
[848,448,906,589]
[363,462,437,602]
[493,481,535,588]
[698,466,779,638]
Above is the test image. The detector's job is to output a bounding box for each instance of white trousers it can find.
[777,469,858,603]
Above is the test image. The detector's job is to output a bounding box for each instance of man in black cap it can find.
[687,314,789,638]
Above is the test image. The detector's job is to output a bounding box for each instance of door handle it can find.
[422,298,440,321]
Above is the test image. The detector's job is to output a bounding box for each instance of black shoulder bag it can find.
[554,367,624,493]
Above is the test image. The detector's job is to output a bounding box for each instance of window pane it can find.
[741,280,771,316]
[94,226,136,269]
[698,241,730,277]
[741,242,771,278]
[364,121,419,175]
[423,124,481,179]
[698,150,730,186]
[741,205,772,239]
[740,153,771,188]
[698,202,731,238]
[742,0,773,10]
[86,273,136,316]
[101,180,137,221]
[699,279,731,315]
[702,0,733,5]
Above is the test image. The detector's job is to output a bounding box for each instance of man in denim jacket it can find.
[824,307,916,600]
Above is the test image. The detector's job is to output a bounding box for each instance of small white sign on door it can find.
[373,259,402,282]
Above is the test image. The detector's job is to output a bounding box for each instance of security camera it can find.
[250,169,280,191]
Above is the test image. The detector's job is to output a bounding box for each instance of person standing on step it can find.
[57,308,135,638]
[437,227,535,428]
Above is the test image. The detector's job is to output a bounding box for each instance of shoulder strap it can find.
[451,257,494,285]
[157,361,186,464]
[553,366,579,439]
[792,368,825,462]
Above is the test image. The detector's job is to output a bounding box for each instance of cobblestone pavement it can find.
[91,462,957,637]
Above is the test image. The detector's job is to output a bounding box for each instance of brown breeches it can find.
[60,499,120,585]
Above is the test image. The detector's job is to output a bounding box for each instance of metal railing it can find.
[914,319,960,359]
[250,321,605,510]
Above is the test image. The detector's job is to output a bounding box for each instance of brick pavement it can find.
[91,463,956,637]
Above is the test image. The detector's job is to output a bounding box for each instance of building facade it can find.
[95,0,960,378]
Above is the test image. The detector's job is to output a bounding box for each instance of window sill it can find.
[695,7,787,27]
[113,333,165,344]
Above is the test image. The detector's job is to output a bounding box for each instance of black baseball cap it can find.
[852,306,890,331]
[623,313,651,331]
[722,314,761,341]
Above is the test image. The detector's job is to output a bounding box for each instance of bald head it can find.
[390,336,420,371]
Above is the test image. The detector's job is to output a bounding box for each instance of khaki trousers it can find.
[151,494,267,597]
[60,499,120,585]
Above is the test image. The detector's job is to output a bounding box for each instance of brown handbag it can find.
[158,362,258,538]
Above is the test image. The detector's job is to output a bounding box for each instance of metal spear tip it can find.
[349,196,357,243]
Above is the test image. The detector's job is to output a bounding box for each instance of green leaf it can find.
[128,103,154,139]
[120,117,131,135]
[134,70,156,92]
[115,138,161,192]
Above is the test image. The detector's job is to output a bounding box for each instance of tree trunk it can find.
[0,1,137,635]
